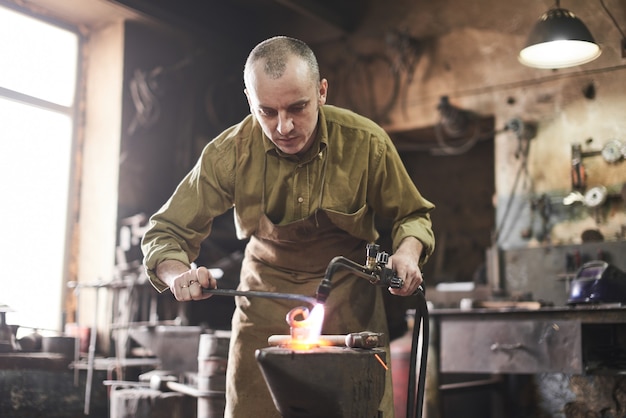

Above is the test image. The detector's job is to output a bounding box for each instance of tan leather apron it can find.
[224,209,395,417]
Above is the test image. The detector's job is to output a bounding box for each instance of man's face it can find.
[245,56,327,156]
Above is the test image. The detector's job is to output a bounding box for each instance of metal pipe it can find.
[315,256,369,304]
[166,381,224,399]
[84,284,100,415]
[316,244,405,304]
[201,288,317,307]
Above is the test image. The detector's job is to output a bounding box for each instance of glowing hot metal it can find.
[285,304,326,350]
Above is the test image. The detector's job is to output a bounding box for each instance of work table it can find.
[432,303,626,321]
[0,352,70,371]
[422,304,626,417]
[430,304,626,375]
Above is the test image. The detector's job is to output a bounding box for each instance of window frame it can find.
[0,1,83,333]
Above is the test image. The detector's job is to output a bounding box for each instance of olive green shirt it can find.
[142,105,435,292]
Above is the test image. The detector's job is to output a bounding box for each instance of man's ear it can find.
[244,89,255,114]
[318,79,328,105]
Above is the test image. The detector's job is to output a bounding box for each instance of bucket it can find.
[197,331,231,418]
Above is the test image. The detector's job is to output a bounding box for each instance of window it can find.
[0,4,79,334]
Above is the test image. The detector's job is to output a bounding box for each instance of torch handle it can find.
[381,267,427,295]
[379,266,404,289]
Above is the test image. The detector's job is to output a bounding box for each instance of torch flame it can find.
[285,304,326,350]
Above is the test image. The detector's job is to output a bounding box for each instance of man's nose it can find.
[277,113,294,135]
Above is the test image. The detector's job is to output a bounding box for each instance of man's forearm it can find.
[396,236,424,260]
[156,259,191,288]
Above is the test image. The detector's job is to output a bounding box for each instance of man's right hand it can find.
[156,260,217,301]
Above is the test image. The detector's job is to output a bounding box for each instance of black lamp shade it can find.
[519,8,601,68]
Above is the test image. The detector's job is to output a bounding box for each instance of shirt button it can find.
[297,197,304,203]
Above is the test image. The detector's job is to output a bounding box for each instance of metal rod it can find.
[316,254,407,304]
[73,286,80,387]
[439,376,503,392]
[166,381,225,399]
[84,284,100,415]
[201,288,317,306]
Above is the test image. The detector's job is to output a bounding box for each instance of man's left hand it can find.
[387,237,424,296]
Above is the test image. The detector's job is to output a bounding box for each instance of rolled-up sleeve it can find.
[141,134,237,292]
[368,134,435,265]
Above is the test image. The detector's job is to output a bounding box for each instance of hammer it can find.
[267,331,384,349]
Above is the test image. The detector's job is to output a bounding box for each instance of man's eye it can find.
[259,108,276,117]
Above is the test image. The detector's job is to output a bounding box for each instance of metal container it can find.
[197,331,230,418]
[127,325,204,373]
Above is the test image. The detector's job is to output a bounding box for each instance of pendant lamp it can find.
[519,1,601,69]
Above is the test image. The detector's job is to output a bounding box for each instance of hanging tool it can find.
[570,143,587,191]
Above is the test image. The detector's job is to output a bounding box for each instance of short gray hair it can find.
[244,36,320,88]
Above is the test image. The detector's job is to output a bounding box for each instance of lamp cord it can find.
[599,0,626,39]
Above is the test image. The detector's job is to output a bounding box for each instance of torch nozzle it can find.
[315,278,332,305]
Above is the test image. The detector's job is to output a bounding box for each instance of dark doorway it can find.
[388,117,496,284]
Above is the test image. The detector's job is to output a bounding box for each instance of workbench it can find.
[427,305,626,418]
